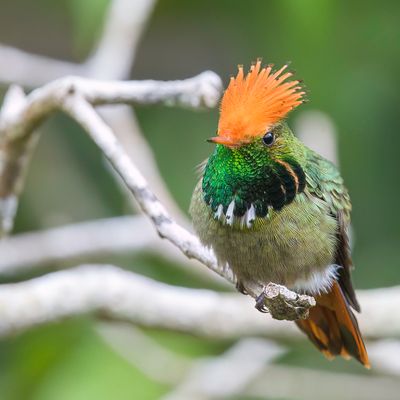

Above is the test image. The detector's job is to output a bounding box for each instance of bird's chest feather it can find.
[190,180,338,286]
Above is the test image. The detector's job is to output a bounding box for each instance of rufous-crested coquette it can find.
[190,60,369,367]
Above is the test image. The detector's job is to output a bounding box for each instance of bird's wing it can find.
[305,151,360,311]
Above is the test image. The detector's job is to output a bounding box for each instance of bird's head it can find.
[202,60,308,225]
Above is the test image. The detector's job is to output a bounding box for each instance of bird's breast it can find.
[190,179,338,287]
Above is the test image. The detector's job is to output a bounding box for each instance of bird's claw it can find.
[255,289,269,313]
[236,281,248,295]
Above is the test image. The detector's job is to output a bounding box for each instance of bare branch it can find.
[0,71,221,236]
[62,94,221,265]
[0,264,397,341]
[80,72,223,108]
[0,0,202,256]
[0,73,222,140]
[0,0,185,229]
[0,85,41,234]
[0,70,313,319]
[0,216,154,274]
[0,0,185,226]
[0,216,222,285]
[0,264,265,338]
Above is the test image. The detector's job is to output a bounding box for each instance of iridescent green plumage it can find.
[202,122,307,218]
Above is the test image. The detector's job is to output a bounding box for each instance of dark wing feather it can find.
[335,210,360,311]
[305,150,360,311]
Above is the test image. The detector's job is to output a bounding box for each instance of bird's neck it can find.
[202,144,306,222]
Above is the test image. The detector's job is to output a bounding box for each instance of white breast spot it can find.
[246,204,256,228]
[226,200,235,225]
[214,204,224,220]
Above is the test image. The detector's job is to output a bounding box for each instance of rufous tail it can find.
[296,281,370,368]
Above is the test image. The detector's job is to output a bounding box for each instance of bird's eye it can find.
[262,132,275,146]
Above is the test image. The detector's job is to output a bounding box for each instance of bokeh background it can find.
[0,0,399,399]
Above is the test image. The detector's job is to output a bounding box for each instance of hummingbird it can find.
[190,60,369,367]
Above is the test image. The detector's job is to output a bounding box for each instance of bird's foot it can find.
[236,280,248,295]
[255,289,269,313]
[254,283,316,320]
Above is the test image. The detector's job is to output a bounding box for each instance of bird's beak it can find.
[207,136,236,147]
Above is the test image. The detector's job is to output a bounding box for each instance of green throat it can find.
[202,141,306,222]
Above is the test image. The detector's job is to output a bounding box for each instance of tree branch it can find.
[0,264,398,340]
[0,0,186,225]
[0,216,171,272]
[0,70,313,319]
[0,71,221,231]
[0,72,222,141]
[0,215,223,284]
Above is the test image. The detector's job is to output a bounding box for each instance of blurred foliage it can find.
[0,0,399,398]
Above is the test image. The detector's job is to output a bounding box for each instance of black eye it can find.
[262,132,275,146]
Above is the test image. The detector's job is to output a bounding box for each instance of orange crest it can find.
[217,60,305,145]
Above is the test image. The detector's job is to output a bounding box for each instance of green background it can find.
[0,0,399,398]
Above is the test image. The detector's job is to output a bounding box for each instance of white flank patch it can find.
[292,264,341,295]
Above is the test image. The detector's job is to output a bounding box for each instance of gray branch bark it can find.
[0,264,398,340]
